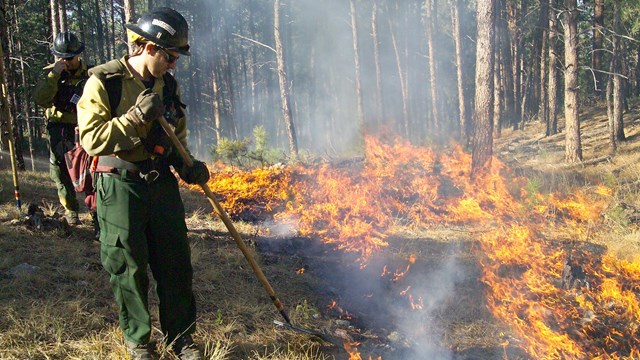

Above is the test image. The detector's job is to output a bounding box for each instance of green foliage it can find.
[524,177,543,206]
[293,300,320,321]
[212,137,251,167]
[214,309,224,326]
[211,126,285,168]
[605,204,631,229]
[602,172,619,188]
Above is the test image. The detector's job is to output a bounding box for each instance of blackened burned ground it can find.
[255,235,532,360]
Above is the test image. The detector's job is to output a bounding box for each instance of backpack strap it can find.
[103,77,122,116]
[162,72,186,120]
[89,59,126,117]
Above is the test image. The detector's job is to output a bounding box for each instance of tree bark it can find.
[349,0,365,140]
[611,0,625,147]
[13,3,35,170]
[563,0,582,163]
[471,0,496,177]
[124,0,135,54]
[389,16,409,139]
[58,0,67,33]
[539,0,549,128]
[606,75,616,153]
[94,0,105,63]
[371,0,385,124]
[212,65,222,145]
[274,0,298,160]
[49,0,59,39]
[425,0,439,132]
[592,0,604,98]
[507,2,521,130]
[547,0,559,136]
[450,0,467,142]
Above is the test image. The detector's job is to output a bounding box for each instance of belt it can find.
[96,156,160,183]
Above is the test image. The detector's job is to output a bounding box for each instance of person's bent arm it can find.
[77,76,149,156]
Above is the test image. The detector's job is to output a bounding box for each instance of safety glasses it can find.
[157,47,179,64]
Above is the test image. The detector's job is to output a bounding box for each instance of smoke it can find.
[302,239,474,359]
[394,255,463,360]
[172,1,478,157]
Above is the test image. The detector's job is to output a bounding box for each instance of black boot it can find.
[91,211,100,240]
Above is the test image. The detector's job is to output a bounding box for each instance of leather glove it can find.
[144,123,172,157]
[145,135,173,157]
[126,88,163,126]
[180,160,210,185]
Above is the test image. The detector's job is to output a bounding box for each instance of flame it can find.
[194,133,640,359]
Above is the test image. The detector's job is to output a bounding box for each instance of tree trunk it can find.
[371,0,385,124]
[425,0,439,132]
[109,0,116,59]
[498,0,515,130]
[611,0,625,144]
[471,0,496,177]
[13,3,35,170]
[76,0,86,53]
[94,0,105,63]
[389,16,409,139]
[539,0,549,128]
[563,0,582,163]
[50,0,59,39]
[494,44,502,138]
[5,25,25,169]
[507,2,521,130]
[592,0,604,98]
[349,0,365,141]
[124,0,135,54]
[274,0,298,160]
[635,44,640,96]
[606,75,616,153]
[58,0,67,33]
[450,0,467,142]
[212,65,222,145]
[547,0,559,136]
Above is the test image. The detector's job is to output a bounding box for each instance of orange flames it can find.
[194,133,639,359]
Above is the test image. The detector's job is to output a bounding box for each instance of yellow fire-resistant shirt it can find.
[34,60,89,124]
[76,56,190,163]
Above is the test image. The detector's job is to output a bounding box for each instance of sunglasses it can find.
[157,47,179,64]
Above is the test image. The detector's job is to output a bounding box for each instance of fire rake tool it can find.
[158,116,343,347]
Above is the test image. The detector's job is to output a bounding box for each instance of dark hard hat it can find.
[51,32,85,58]
[125,7,191,56]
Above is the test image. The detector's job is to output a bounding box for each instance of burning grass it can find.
[188,131,639,359]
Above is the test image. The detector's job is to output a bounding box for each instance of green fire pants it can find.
[96,170,196,345]
[48,124,79,214]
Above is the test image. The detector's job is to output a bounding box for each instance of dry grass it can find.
[494,101,640,260]
[0,167,337,359]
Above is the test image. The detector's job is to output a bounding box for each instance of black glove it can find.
[145,135,173,157]
[144,123,172,157]
[180,160,210,185]
[126,88,163,126]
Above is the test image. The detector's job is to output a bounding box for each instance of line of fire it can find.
[182,134,638,360]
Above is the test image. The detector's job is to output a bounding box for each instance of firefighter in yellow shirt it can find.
[77,7,207,360]
[34,31,87,225]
